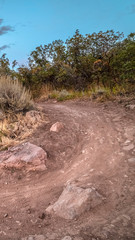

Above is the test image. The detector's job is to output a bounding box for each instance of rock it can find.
[25,110,44,124]
[0,142,47,171]
[46,232,58,239]
[123,144,134,151]
[128,157,135,165]
[22,235,45,240]
[126,104,135,110]
[0,110,5,121]
[50,122,64,132]
[61,236,72,240]
[74,237,83,240]
[46,183,103,220]
[124,127,135,141]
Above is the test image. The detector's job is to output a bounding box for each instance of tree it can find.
[111,32,135,83]
[0,54,10,76]
[66,29,85,67]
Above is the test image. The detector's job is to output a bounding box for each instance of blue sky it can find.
[0,0,135,66]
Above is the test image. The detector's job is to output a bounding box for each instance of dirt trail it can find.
[0,99,135,240]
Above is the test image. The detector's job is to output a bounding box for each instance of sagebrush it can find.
[0,76,33,113]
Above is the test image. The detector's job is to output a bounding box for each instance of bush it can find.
[0,76,33,114]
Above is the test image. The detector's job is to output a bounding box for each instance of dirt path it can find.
[0,99,135,240]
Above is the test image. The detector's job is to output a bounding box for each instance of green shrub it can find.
[0,76,33,113]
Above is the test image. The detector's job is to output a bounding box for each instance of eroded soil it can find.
[0,99,135,240]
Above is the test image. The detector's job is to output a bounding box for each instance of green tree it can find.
[0,54,10,76]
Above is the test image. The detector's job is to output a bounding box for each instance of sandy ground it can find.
[0,99,135,240]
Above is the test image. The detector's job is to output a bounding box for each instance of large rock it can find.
[0,142,47,171]
[46,183,103,220]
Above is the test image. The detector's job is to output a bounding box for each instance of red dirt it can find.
[0,99,135,240]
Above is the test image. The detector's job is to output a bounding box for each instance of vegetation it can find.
[0,76,33,114]
[0,29,135,99]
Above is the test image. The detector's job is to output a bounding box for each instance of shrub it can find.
[0,76,33,114]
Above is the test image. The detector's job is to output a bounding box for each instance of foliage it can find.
[0,54,11,76]
[0,76,33,113]
[0,29,135,96]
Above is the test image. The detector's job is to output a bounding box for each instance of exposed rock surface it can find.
[50,122,64,132]
[46,183,103,219]
[0,142,47,170]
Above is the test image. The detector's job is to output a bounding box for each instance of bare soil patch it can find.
[0,98,135,240]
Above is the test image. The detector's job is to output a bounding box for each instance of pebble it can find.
[126,104,135,110]
[22,235,45,240]
[61,237,72,240]
[123,144,134,151]
[128,157,135,165]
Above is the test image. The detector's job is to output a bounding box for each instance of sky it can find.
[0,0,135,66]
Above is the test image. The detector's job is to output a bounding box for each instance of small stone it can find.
[123,144,134,151]
[39,213,46,219]
[16,220,21,225]
[124,140,131,145]
[50,122,64,132]
[27,209,31,214]
[22,235,45,240]
[4,213,8,218]
[128,157,135,165]
[61,237,72,240]
[46,233,58,239]
[126,104,135,110]
[82,150,85,154]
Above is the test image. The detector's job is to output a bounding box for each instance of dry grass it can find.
[0,110,49,150]
[35,84,53,101]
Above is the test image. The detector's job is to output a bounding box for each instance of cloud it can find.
[0,25,14,35]
[0,18,14,35]
[0,45,10,51]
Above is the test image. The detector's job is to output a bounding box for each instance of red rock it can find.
[0,142,47,171]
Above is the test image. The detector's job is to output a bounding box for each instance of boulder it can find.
[0,142,47,171]
[46,183,103,220]
[50,122,64,132]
